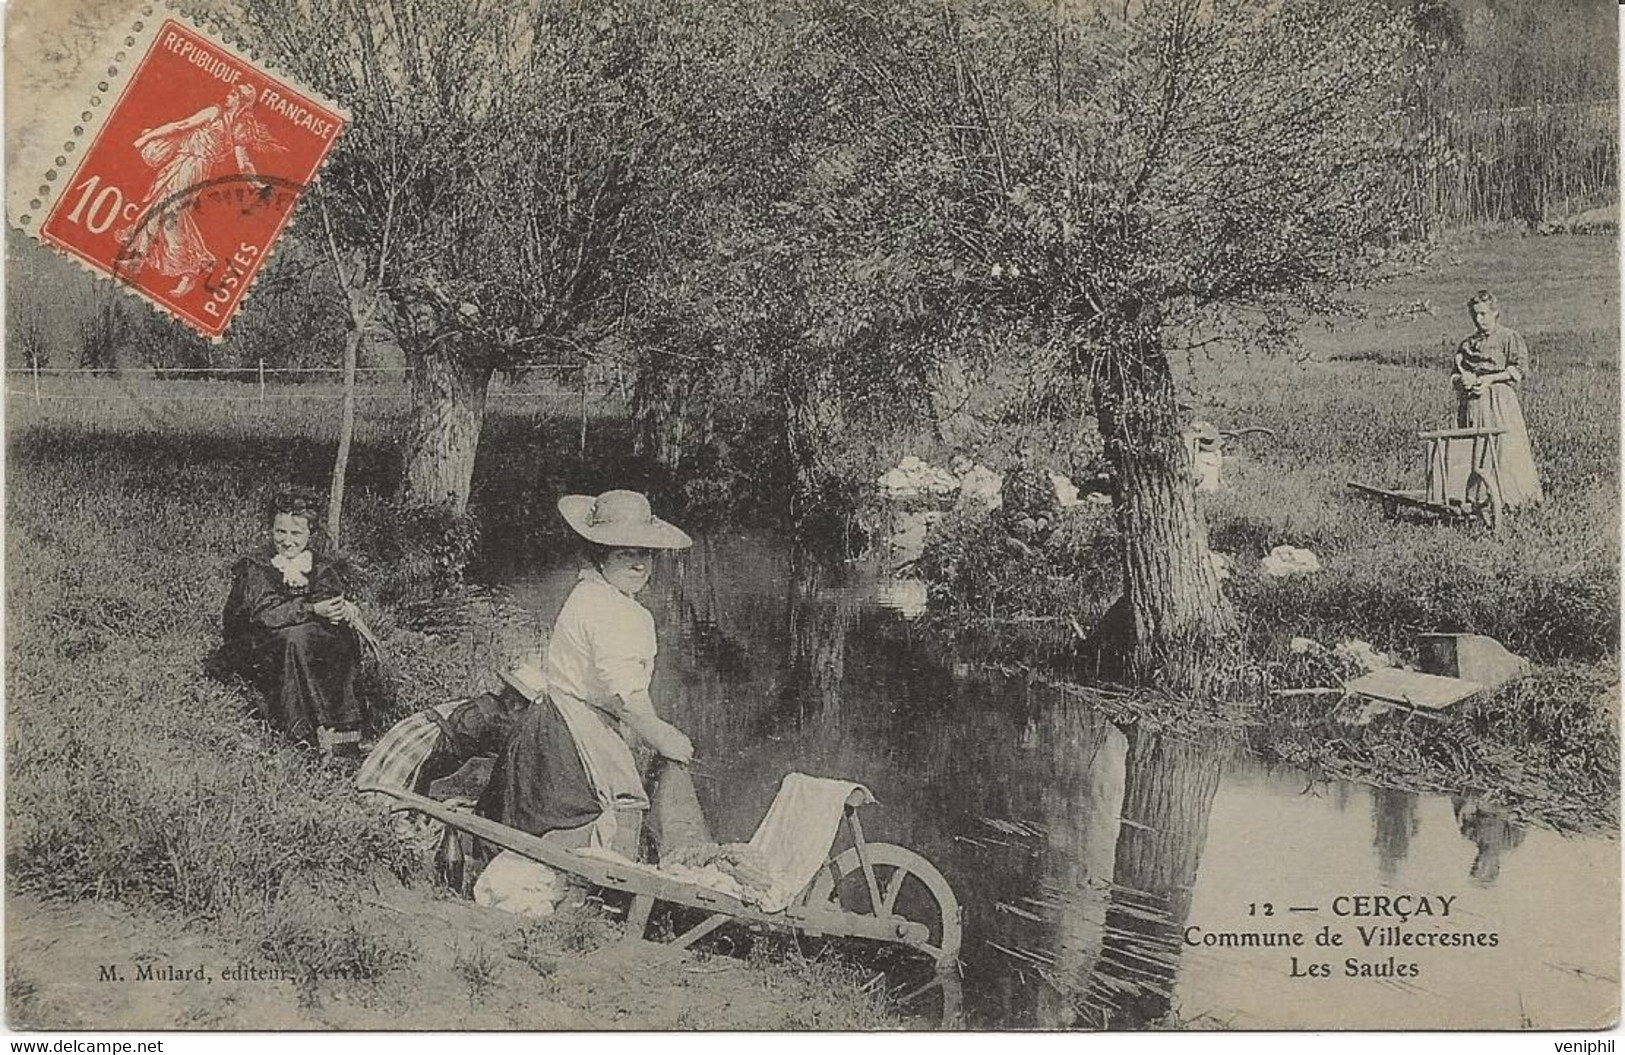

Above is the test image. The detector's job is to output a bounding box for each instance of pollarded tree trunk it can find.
[632,366,690,473]
[403,340,494,514]
[1090,324,1237,687]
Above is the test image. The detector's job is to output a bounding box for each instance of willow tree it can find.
[807,0,1418,686]
[626,4,954,526]
[240,0,721,514]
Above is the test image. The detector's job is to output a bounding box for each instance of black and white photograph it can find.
[3,0,1620,1038]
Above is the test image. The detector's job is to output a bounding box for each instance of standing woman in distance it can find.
[1452,290,1544,510]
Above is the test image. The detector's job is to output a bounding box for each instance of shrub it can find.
[913,505,1119,619]
[358,501,482,609]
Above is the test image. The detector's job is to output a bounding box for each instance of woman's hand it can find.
[645,720,695,764]
[311,597,347,622]
[616,690,694,762]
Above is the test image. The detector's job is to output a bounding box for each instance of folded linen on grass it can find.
[474,850,567,918]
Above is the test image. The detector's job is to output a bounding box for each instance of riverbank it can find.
[896,233,1620,831]
[6,891,893,1030]
[3,406,899,1030]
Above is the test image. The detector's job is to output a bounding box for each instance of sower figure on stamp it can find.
[116,81,283,297]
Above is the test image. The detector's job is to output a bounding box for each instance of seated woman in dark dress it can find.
[222,491,368,758]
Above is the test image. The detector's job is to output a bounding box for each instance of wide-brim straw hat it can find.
[558,490,692,550]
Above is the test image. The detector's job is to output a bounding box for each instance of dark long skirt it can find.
[475,698,602,839]
[435,699,635,891]
[240,622,363,745]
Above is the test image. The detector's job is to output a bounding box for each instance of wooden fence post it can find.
[258,358,266,402]
[32,359,41,403]
[578,366,588,456]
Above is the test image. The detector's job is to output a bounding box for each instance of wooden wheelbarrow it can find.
[362,782,965,1025]
[1348,425,1507,532]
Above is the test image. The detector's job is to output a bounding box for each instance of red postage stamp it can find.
[30,17,346,338]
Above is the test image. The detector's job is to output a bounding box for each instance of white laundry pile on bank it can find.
[1261,545,1321,577]
[877,456,960,500]
[1049,472,1082,508]
[876,454,1084,511]
[1334,638,1391,672]
[473,850,567,918]
[957,465,1003,510]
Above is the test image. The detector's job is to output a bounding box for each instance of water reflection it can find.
[781,550,858,727]
[1372,788,1421,882]
[491,531,1616,1030]
[1077,728,1226,1028]
[1452,798,1526,886]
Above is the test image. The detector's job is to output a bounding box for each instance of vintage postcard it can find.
[5,0,1619,1038]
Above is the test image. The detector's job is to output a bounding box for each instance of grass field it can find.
[1182,235,1618,671]
[3,231,1617,1025]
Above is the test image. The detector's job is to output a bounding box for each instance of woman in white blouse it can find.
[474,490,694,860]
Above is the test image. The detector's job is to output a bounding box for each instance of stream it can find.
[487,531,1618,1029]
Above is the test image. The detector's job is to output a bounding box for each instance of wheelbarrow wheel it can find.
[807,843,963,962]
[804,843,965,1026]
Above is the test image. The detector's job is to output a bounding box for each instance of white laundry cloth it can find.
[571,772,877,915]
[473,850,566,918]
[747,773,876,912]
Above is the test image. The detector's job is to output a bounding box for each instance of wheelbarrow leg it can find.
[847,809,885,915]
[670,912,729,952]
[625,893,655,943]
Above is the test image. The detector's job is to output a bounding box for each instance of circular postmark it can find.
[110,172,308,315]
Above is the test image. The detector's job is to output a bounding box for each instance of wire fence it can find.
[7,361,624,457]
[4,360,601,405]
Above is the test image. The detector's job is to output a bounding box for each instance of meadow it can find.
[1183,236,1617,678]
